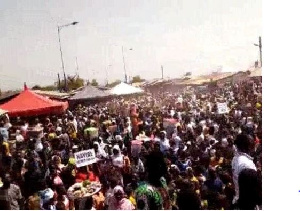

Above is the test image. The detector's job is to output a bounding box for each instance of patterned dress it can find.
[135,182,163,210]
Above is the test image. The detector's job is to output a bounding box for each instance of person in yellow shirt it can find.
[66,120,77,139]
[124,186,136,208]
[187,167,198,183]
[186,167,201,196]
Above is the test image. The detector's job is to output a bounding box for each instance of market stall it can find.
[69,85,111,104]
[0,86,68,117]
[109,82,144,96]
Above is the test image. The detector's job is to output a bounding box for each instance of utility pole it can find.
[122,46,127,83]
[254,36,262,67]
[75,57,79,74]
[161,65,164,79]
[106,64,112,86]
[121,46,133,83]
[57,73,61,90]
[57,21,79,92]
[57,26,66,91]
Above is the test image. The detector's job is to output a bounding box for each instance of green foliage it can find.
[55,75,84,91]
[91,79,99,86]
[32,85,56,91]
[32,75,85,92]
[184,72,192,76]
[131,75,145,83]
[106,79,121,88]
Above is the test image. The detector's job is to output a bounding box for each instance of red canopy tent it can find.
[0,86,68,117]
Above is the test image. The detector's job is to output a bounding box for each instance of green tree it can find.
[33,75,85,92]
[184,72,192,76]
[91,79,99,86]
[32,85,42,90]
[106,79,121,88]
[32,85,57,91]
[131,75,145,83]
[58,75,85,91]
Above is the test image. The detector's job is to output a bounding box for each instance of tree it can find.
[58,75,85,91]
[184,72,192,76]
[32,74,85,92]
[131,75,145,83]
[32,85,42,90]
[91,79,99,86]
[106,79,121,88]
[32,85,57,91]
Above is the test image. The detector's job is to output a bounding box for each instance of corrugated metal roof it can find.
[69,85,111,100]
[33,90,70,98]
[177,72,235,85]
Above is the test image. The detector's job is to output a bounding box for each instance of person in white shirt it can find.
[231,134,257,205]
[72,117,78,133]
[159,131,170,154]
[35,139,43,152]
[20,121,28,137]
[93,141,107,160]
[16,130,24,143]
[111,145,124,168]
[173,134,182,150]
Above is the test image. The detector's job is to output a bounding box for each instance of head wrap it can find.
[115,135,122,141]
[68,157,76,165]
[113,185,124,195]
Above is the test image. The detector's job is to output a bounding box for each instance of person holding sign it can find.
[217,102,229,114]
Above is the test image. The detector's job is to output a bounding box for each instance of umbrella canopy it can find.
[110,82,144,96]
[0,88,68,117]
[69,85,111,101]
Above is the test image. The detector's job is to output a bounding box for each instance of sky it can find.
[0,0,261,91]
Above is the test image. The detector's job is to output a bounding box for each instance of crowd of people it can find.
[0,80,262,210]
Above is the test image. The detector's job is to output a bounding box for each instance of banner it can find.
[74,149,97,167]
[217,102,229,114]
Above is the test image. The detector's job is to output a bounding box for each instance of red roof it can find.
[0,88,68,117]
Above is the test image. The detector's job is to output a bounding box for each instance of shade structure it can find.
[0,89,68,117]
[69,85,111,101]
[110,82,144,96]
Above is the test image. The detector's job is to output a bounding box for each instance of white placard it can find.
[217,102,229,114]
[74,149,97,167]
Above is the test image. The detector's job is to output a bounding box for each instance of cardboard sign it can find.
[74,149,97,167]
[217,102,229,114]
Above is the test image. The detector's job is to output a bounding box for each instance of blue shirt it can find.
[0,127,9,141]
[204,177,223,193]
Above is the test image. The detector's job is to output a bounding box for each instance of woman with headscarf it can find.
[108,185,134,210]
[52,155,65,173]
